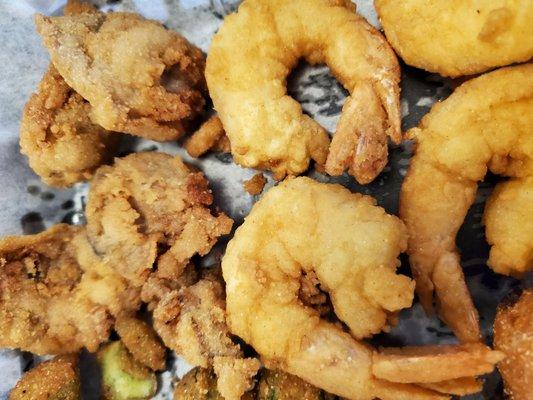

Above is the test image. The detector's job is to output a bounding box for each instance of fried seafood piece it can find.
[483,177,533,275]
[206,0,401,183]
[494,289,533,400]
[174,367,256,400]
[375,0,533,77]
[153,275,260,400]
[222,177,502,399]
[35,11,206,141]
[9,355,80,400]
[114,316,166,371]
[85,152,232,287]
[97,341,157,400]
[0,225,105,354]
[399,64,533,340]
[20,65,118,187]
[257,369,338,400]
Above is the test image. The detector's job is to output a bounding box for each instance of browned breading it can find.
[9,355,80,400]
[19,65,118,187]
[86,152,233,287]
[243,173,267,196]
[35,11,206,141]
[494,290,533,400]
[115,316,167,371]
[185,116,226,158]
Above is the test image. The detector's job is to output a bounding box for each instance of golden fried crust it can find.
[153,279,240,367]
[206,0,400,180]
[19,65,118,187]
[0,225,112,354]
[115,316,166,371]
[64,0,97,15]
[257,369,325,400]
[174,367,256,400]
[86,152,233,287]
[494,290,533,400]
[9,355,80,400]
[243,173,267,195]
[35,12,206,141]
[375,0,533,77]
[185,116,225,158]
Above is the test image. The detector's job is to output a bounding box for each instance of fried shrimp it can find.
[0,224,138,354]
[35,11,206,141]
[375,0,533,77]
[222,177,502,399]
[494,289,533,400]
[86,152,232,287]
[206,0,400,183]
[399,64,533,339]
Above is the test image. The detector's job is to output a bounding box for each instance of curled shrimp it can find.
[206,0,400,183]
[221,177,502,399]
[400,64,533,341]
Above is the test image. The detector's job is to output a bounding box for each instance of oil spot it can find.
[40,192,55,201]
[61,200,75,210]
[21,212,45,235]
[27,185,40,196]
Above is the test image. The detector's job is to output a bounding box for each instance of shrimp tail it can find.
[325,82,390,184]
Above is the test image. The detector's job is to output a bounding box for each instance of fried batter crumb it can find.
[243,173,267,195]
[185,116,226,158]
[213,356,261,400]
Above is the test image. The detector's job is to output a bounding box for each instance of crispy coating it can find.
[0,225,111,354]
[174,367,256,400]
[222,177,502,399]
[9,355,80,400]
[213,357,261,400]
[153,275,259,400]
[494,289,533,400]
[20,65,117,187]
[375,0,533,77]
[206,0,400,182]
[185,116,226,158]
[115,316,166,371]
[483,177,533,275]
[86,152,232,287]
[153,278,240,367]
[257,369,336,400]
[243,173,267,195]
[35,11,206,141]
[399,64,533,334]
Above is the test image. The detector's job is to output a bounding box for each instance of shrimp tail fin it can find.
[433,252,481,343]
[325,82,389,184]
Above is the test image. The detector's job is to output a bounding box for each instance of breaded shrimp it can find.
[35,11,206,141]
[400,64,533,340]
[221,177,501,399]
[375,0,533,77]
[483,177,533,275]
[86,152,232,287]
[206,0,400,182]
